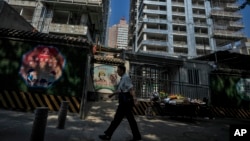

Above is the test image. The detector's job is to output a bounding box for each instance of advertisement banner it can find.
[210,74,250,108]
[0,39,88,96]
[93,64,119,93]
[19,45,65,88]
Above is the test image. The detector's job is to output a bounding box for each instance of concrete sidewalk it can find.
[0,101,249,141]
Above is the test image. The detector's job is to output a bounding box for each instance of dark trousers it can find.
[104,103,141,139]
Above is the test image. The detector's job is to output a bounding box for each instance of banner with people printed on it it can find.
[210,74,250,108]
[0,38,89,96]
[93,64,119,93]
[19,45,66,88]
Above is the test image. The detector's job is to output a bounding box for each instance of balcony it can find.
[143,0,166,6]
[41,0,102,5]
[193,13,206,18]
[140,40,169,47]
[141,28,168,35]
[173,41,187,48]
[172,20,186,25]
[228,21,244,29]
[225,3,239,11]
[172,2,184,7]
[173,30,187,36]
[143,9,167,15]
[192,4,205,9]
[172,11,185,16]
[194,22,207,27]
[6,0,37,7]
[48,23,88,35]
[142,18,167,24]
[210,11,242,20]
[196,44,211,50]
[211,0,237,2]
[138,50,170,57]
[195,33,208,38]
[213,30,245,39]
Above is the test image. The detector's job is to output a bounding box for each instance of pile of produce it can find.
[163,94,205,105]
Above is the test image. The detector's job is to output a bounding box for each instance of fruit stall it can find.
[151,93,209,119]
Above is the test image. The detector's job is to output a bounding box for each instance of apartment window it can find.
[159,15,167,19]
[188,69,200,85]
[159,6,166,11]
[52,11,69,24]
[194,27,208,34]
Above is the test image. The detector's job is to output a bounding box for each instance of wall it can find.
[183,61,212,85]
[0,38,88,97]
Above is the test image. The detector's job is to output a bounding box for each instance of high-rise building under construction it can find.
[129,0,246,58]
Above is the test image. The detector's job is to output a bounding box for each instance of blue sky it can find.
[109,0,250,38]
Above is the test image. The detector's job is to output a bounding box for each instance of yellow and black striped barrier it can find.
[1,91,250,119]
[133,100,163,116]
[134,100,250,119]
[133,100,152,115]
[209,106,250,119]
[0,90,81,113]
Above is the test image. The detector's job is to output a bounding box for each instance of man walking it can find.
[99,65,141,141]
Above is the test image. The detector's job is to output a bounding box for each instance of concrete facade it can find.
[245,38,250,55]
[4,0,110,44]
[108,18,129,49]
[129,0,246,58]
[108,25,118,48]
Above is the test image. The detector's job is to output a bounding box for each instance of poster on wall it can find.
[19,45,66,88]
[210,74,250,108]
[236,78,250,100]
[94,64,119,93]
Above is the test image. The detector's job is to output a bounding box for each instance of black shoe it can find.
[99,134,111,140]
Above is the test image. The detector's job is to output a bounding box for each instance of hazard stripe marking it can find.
[20,92,30,110]
[57,96,64,103]
[49,95,60,110]
[27,92,38,108]
[0,92,7,108]
[65,97,77,113]
[4,90,15,109]
[239,109,247,118]
[43,95,53,111]
[34,93,44,107]
[12,91,23,109]
[0,90,81,113]
[1,90,248,119]
[72,97,80,109]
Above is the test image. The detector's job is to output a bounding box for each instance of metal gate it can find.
[130,65,210,100]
